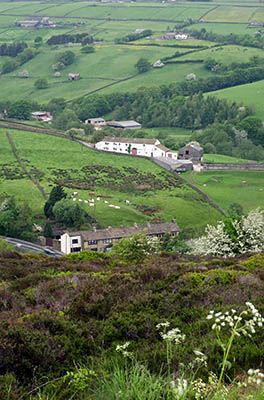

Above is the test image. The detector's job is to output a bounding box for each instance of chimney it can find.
[93,226,97,232]
[134,222,138,228]
[146,221,151,228]
[172,218,176,223]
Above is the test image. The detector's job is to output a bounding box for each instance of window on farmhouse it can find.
[71,247,81,253]
[72,239,79,244]
[185,150,189,155]
[88,240,98,245]
[103,238,112,244]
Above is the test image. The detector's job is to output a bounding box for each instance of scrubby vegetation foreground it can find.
[0,245,263,399]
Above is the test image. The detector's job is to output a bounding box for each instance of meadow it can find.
[0,0,263,102]
[0,128,221,232]
[185,169,264,214]
[207,80,264,119]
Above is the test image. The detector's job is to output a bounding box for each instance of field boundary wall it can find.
[153,158,227,217]
[203,163,264,171]
[6,131,48,200]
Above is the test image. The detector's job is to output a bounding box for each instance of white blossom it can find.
[188,208,264,257]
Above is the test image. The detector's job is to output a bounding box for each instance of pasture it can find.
[0,128,221,232]
[0,0,263,101]
[188,22,254,36]
[203,6,259,23]
[186,170,264,214]
[207,80,264,120]
[179,45,264,65]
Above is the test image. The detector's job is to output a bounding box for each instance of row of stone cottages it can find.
[57,220,180,254]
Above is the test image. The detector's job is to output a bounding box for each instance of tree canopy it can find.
[135,58,151,73]
[53,199,86,227]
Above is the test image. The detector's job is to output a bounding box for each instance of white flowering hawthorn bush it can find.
[188,208,264,257]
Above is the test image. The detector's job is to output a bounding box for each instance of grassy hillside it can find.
[0,0,262,101]
[207,81,264,120]
[0,248,263,398]
[185,169,264,214]
[0,128,222,232]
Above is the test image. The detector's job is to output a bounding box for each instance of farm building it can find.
[153,60,165,68]
[59,220,180,254]
[95,137,178,159]
[85,117,106,129]
[154,156,193,171]
[186,73,196,81]
[179,142,203,162]
[161,32,189,40]
[15,17,54,28]
[248,21,264,27]
[68,73,80,81]
[31,111,52,122]
[106,120,142,130]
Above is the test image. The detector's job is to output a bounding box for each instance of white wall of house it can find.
[165,151,178,160]
[60,233,81,254]
[95,140,176,158]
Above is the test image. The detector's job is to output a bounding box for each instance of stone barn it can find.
[179,141,203,162]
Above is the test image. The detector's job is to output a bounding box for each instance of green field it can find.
[203,6,259,22]
[207,80,264,120]
[0,41,215,101]
[0,0,262,101]
[203,153,253,163]
[185,169,264,214]
[179,45,264,65]
[0,128,221,232]
[189,22,254,36]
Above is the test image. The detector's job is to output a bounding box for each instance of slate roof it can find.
[107,120,141,128]
[87,118,105,123]
[103,136,159,145]
[156,144,170,152]
[66,221,180,241]
[183,141,203,151]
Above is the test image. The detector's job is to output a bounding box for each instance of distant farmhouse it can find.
[15,17,54,28]
[68,73,80,81]
[85,117,106,130]
[186,73,196,81]
[161,32,189,40]
[106,120,142,130]
[95,137,178,159]
[31,111,52,122]
[179,141,203,162]
[59,220,180,254]
[153,60,165,68]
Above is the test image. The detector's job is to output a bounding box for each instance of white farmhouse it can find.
[95,137,178,159]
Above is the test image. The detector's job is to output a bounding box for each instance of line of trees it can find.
[188,27,264,50]
[115,29,152,44]
[2,47,37,74]
[47,33,93,45]
[0,41,27,57]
